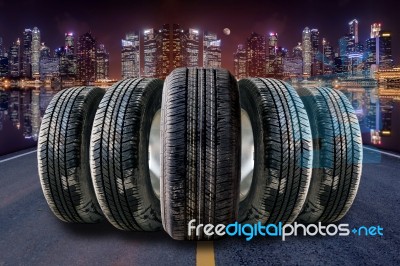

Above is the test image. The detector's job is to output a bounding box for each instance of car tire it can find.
[90,78,163,231]
[38,86,105,223]
[238,78,313,225]
[296,87,363,223]
[161,68,241,240]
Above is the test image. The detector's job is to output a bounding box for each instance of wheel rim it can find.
[240,109,254,201]
[149,110,161,198]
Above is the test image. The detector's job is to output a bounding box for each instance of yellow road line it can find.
[196,241,215,266]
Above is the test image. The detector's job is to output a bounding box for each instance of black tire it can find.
[38,86,105,223]
[90,78,163,231]
[238,78,313,225]
[161,68,241,240]
[296,87,363,223]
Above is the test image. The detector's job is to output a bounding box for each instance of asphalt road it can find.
[0,147,399,265]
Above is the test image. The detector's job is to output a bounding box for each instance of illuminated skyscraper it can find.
[185,28,200,67]
[267,32,278,76]
[246,32,266,77]
[121,32,140,78]
[77,32,97,82]
[349,19,359,44]
[366,28,393,69]
[65,33,75,54]
[22,29,32,78]
[40,44,59,80]
[233,44,247,79]
[158,24,172,79]
[0,56,8,77]
[96,44,109,80]
[31,27,41,78]
[310,29,322,76]
[203,32,221,68]
[302,27,312,77]
[205,40,221,68]
[143,28,158,78]
[172,24,185,71]
[293,42,302,58]
[322,38,334,74]
[378,31,393,69]
[371,23,381,38]
[9,39,21,77]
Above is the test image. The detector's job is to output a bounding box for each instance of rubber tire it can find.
[38,86,105,223]
[90,78,163,231]
[296,87,363,223]
[161,68,241,240]
[238,78,313,225]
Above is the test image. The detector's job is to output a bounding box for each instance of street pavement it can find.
[0,147,399,265]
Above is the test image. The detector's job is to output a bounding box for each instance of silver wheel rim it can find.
[149,110,161,198]
[240,109,254,201]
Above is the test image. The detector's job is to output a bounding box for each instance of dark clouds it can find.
[0,0,398,78]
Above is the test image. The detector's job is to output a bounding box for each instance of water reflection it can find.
[0,84,399,156]
[339,86,400,153]
[0,86,60,155]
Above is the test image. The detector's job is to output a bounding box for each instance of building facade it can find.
[302,27,312,77]
[246,32,266,77]
[121,32,140,79]
[76,32,97,82]
[31,27,41,78]
[233,44,247,79]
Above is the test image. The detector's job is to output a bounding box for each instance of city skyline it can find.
[0,0,398,78]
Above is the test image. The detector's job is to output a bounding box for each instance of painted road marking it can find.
[197,241,215,266]
[364,146,400,160]
[0,150,37,164]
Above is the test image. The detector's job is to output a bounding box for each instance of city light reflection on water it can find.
[0,85,399,156]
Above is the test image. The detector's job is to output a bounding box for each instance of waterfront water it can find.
[0,85,399,156]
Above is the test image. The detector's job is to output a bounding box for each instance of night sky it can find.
[0,0,398,79]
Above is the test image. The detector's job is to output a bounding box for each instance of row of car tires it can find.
[38,67,362,241]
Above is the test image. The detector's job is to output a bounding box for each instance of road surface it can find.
[0,147,399,265]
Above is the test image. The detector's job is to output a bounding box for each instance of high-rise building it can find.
[267,32,278,76]
[205,40,222,68]
[233,44,247,79]
[371,23,381,38]
[76,32,97,82]
[293,42,302,58]
[158,24,172,79]
[0,56,8,77]
[366,37,377,66]
[65,33,75,55]
[121,32,140,79]
[185,29,200,67]
[302,27,312,77]
[96,44,109,80]
[57,33,77,79]
[172,24,185,71]
[283,56,303,77]
[378,31,393,69]
[31,27,41,78]
[310,29,322,76]
[349,19,359,44]
[40,44,59,80]
[143,28,158,78]
[366,29,393,69]
[9,39,21,77]
[203,32,221,68]
[22,29,32,78]
[322,38,334,74]
[246,32,266,77]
